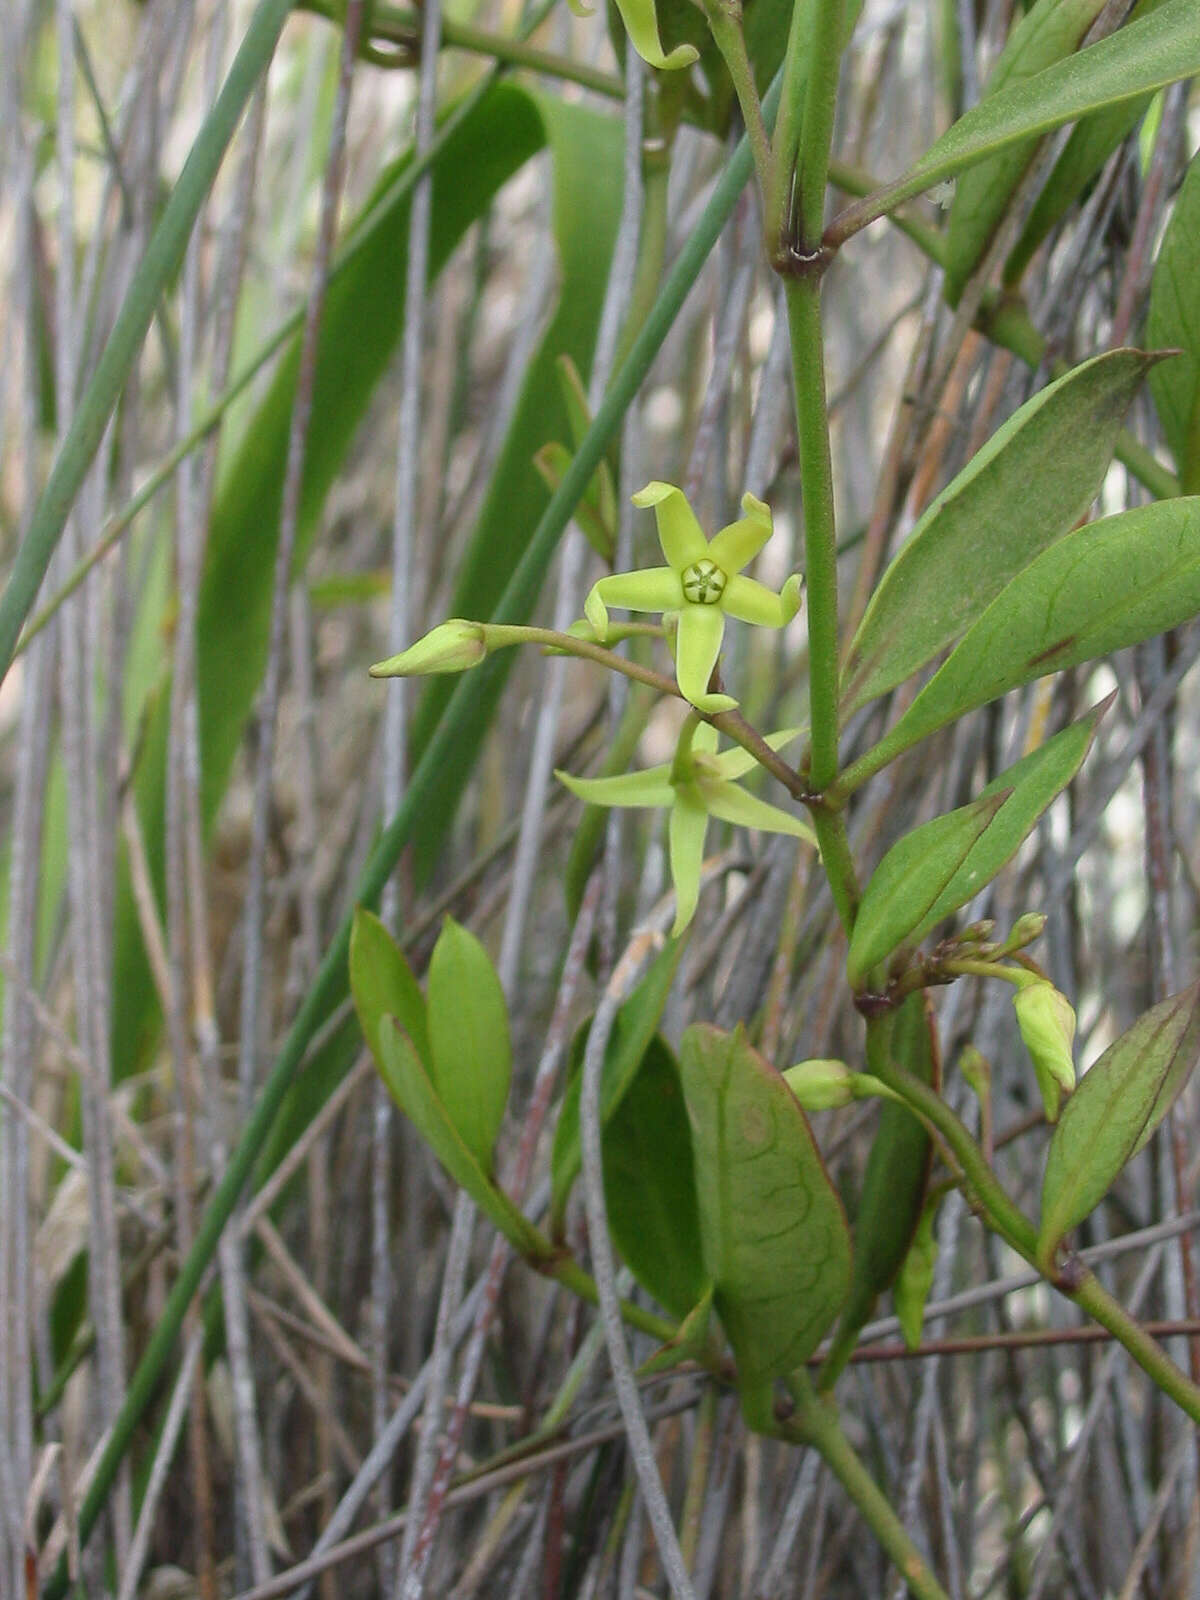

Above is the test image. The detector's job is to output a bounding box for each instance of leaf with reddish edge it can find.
[680,1024,851,1386]
[1039,984,1200,1271]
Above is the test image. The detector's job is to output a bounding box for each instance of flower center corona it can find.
[681,558,727,605]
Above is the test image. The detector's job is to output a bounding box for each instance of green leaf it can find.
[1148,148,1200,490]
[376,1020,547,1260]
[1039,983,1200,1267]
[943,0,1111,305]
[551,935,685,1228]
[847,792,1009,988]
[1003,0,1174,289]
[349,907,429,1067]
[864,499,1200,778]
[837,0,1200,234]
[822,996,939,1379]
[907,702,1107,947]
[680,1025,852,1384]
[841,349,1160,715]
[602,1038,706,1320]
[427,918,512,1177]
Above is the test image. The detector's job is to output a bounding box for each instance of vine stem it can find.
[697,0,771,201]
[794,0,845,248]
[783,1373,951,1600]
[864,1023,1200,1426]
[782,277,860,929]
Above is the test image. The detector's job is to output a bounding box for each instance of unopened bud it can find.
[784,1059,854,1110]
[370,619,487,678]
[959,920,996,945]
[784,1059,895,1111]
[1000,912,1047,955]
[1013,980,1076,1122]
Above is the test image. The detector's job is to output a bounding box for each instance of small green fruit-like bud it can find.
[1013,980,1076,1122]
[784,1059,854,1110]
[1001,912,1047,954]
[370,620,487,678]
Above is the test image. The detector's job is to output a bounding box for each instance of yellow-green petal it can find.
[555,766,674,809]
[707,492,773,574]
[721,572,803,629]
[713,725,807,780]
[668,789,709,935]
[611,0,699,70]
[584,567,680,638]
[696,777,818,846]
[633,481,707,571]
[674,604,734,712]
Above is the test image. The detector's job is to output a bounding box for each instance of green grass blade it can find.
[0,0,295,684]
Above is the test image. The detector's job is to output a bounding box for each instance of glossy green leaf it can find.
[821,996,939,1382]
[841,349,1160,714]
[427,917,511,1176]
[1039,983,1200,1266]
[349,907,429,1067]
[839,0,1200,232]
[1003,0,1173,289]
[602,1038,706,1320]
[1148,148,1200,489]
[680,1025,851,1384]
[943,0,1111,305]
[551,935,684,1228]
[908,701,1107,947]
[847,792,1008,988]
[376,1020,547,1260]
[869,499,1200,776]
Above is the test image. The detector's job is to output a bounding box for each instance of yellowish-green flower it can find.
[556,719,816,935]
[584,482,803,714]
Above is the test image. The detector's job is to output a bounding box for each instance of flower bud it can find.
[1000,912,1047,955]
[784,1059,855,1110]
[1013,980,1076,1122]
[370,620,487,678]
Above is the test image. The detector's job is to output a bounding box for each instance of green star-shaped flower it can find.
[556,720,816,935]
[584,482,803,714]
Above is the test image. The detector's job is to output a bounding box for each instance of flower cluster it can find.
[371,480,811,935]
